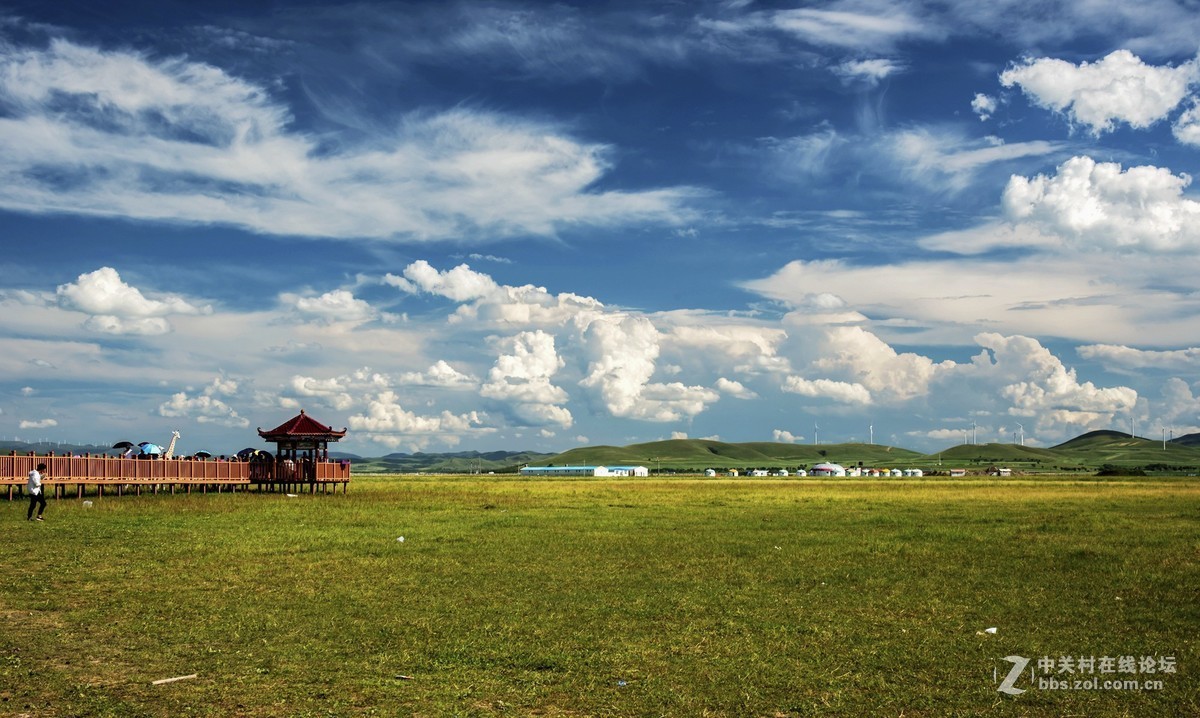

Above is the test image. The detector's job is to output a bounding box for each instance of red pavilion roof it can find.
[258,409,347,440]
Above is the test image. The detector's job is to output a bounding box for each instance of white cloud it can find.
[285,289,377,324]
[1004,156,1200,251]
[158,377,250,427]
[1157,377,1200,429]
[782,376,872,405]
[812,326,947,402]
[999,50,1200,135]
[579,313,720,421]
[396,360,477,388]
[389,260,605,327]
[890,128,1059,192]
[55,267,210,335]
[772,429,801,443]
[746,251,1200,347]
[953,333,1137,422]
[288,368,390,411]
[0,37,696,242]
[347,391,491,450]
[834,58,902,85]
[480,330,573,428]
[19,418,57,429]
[1077,344,1200,371]
[387,261,500,301]
[1174,99,1200,145]
[716,377,757,399]
[670,431,689,440]
[770,7,935,50]
[972,93,998,121]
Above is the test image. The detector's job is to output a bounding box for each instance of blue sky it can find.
[3,0,1200,456]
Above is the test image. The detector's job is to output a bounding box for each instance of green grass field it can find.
[2,477,1197,717]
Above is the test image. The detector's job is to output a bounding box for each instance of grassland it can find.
[2,476,1197,717]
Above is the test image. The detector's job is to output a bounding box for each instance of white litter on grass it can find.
[396,536,405,543]
[151,673,198,685]
[286,494,298,498]
[82,500,93,508]
[985,627,998,634]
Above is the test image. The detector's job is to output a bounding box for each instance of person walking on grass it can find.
[27,463,46,521]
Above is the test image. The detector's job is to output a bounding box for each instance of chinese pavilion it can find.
[257,409,348,462]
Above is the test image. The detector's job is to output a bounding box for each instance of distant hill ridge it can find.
[6,431,1200,472]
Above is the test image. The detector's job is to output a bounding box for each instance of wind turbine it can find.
[813,422,819,445]
[869,423,874,445]
[1016,422,1024,447]
[971,420,977,446]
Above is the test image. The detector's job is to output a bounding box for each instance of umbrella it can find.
[193,450,212,458]
[112,441,135,449]
[236,447,263,459]
[140,443,164,455]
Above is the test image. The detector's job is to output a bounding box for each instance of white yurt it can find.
[811,462,846,477]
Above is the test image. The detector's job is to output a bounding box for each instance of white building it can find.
[519,465,647,477]
[811,462,846,477]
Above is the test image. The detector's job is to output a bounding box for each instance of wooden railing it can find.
[1,452,351,498]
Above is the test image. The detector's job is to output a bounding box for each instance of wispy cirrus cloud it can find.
[0,35,698,242]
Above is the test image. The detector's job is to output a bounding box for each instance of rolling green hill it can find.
[535,439,923,471]
[532,434,1200,474]
[351,450,555,474]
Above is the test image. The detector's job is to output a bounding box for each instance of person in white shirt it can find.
[27,463,46,521]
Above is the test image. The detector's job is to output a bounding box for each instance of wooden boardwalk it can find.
[2,452,351,499]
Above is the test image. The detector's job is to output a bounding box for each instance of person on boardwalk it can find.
[27,463,47,521]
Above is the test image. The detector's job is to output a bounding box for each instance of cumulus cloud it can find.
[19,418,57,429]
[956,333,1137,424]
[1157,377,1200,430]
[716,377,757,399]
[388,260,605,327]
[0,37,695,242]
[782,376,872,405]
[282,290,377,325]
[812,326,949,403]
[289,368,389,411]
[1174,99,1200,145]
[999,50,1200,135]
[772,429,801,443]
[480,330,573,428]
[396,360,477,388]
[347,391,491,450]
[1004,156,1200,251]
[387,261,500,302]
[972,92,998,120]
[55,267,210,335]
[580,313,720,421]
[158,377,250,427]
